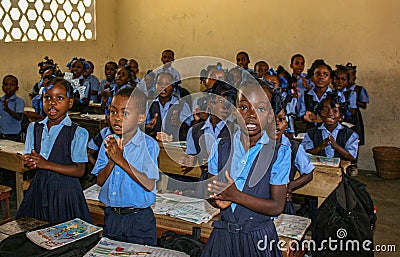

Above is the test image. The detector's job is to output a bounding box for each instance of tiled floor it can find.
[1,170,399,256]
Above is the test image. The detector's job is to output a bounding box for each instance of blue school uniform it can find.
[86,74,100,102]
[297,87,333,118]
[203,131,290,257]
[155,66,181,84]
[146,95,192,141]
[346,84,369,145]
[91,129,159,245]
[281,135,314,214]
[16,115,91,223]
[0,94,24,140]
[302,123,359,160]
[87,127,113,151]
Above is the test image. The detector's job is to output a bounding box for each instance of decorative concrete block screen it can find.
[0,0,95,42]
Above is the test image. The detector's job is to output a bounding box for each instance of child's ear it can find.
[137,113,146,124]
[68,98,74,109]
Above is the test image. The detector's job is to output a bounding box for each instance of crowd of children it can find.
[0,50,370,256]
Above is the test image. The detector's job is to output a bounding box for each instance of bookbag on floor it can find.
[312,172,376,257]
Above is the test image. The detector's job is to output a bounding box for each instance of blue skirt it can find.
[201,219,283,257]
[15,170,92,223]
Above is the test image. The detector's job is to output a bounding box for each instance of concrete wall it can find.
[1,0,399,170]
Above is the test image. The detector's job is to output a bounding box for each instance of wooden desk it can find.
[87,103,104,114]
[293,161,351,207]
[69,114,107,138]
[0,140,31,208]
[158,142,201,179]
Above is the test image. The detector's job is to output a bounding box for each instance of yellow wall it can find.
[0,0,399,171]
[116,0,400,171]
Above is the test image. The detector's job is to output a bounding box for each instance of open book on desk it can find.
[26,218,102,250]
[85,237,189,257]
[306,153,341,167]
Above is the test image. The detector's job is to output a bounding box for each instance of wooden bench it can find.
[0,185,12,223]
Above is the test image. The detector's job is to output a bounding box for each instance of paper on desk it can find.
[80,114,106,120]
[293,133,305,141]
[83,184,102,201]
[0,217,48,236]
[154,193,219,224]
[274,214,311,240]
[85,237,189,257]
[0,139,25,154]
[306,153,340,167]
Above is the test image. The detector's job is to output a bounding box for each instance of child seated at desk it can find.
[301,93,359,163]
[91,87,159,245]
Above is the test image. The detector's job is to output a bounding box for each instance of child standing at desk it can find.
[202,83,290,257]
[92,87,159,245]
[302,94,359,162]
[16,78,92,223]
[0,75,24,142]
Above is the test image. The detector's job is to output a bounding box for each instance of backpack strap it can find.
[289,139,301,180]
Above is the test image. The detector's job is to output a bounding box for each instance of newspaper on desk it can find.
[154,193,219,224]
[85,237,189,257]
[274,214,311,240]
[80,114,106,120]
[306,153,340,167]
[0,139,25,154]
[83,184,102,201]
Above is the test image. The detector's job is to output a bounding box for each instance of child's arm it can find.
[305,137,330,155]
[327,134,357,162]
[23,150,86,177]
[105,136,156,191]
[88,149,98,167]
[288,144,314,193]
[2,99,23,120]
[209,171,287,216]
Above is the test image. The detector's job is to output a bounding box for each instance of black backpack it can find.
[159,227,205,257]
[312,172,376,257]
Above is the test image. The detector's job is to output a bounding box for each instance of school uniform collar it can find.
[235,130,270,146]
[39,114,72,126]
[280,134,291,147]
[1,94,17,101]
[201,117,226,131]
[307,86,332,95]
[124,129,145,147]
[155,95,179,105]
[318,122,344,131]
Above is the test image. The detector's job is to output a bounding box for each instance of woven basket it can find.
[373,146,400,179]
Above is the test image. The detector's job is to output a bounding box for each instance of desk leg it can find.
[15,172,24,209]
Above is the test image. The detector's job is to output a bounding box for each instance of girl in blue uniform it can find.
[16,78,92,223]
[202,83,290,257]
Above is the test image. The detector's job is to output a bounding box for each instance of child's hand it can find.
[327,134,339,149]
[23,150,47,169]
[208,171,236,209]
[105,135,124,165]
[170,110,179,127]
[156,132,173,142]
[2,99,10,112]
[303,111,316,122]
[147,113,159,131]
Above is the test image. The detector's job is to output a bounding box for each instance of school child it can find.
[228,66,243,87]
[345,62,369,145]
[99,61,118,103]
[254,60,269,78]
[302,94,359,162]
[155,49,181,86]
[65,57,91,113]
[271,97,314,215]
[101,65,132,114]
[137,70,156,99]
[30,56,58,99]
[127,59,141,86]
[118,58,128,68]
[297,60,336,130]
[0,75,24,142]
[91,87,159,245]
[236,51,256,81]
[333,65,357,117]
[202,83,290,257]
[290,54,313,99]
[146,72,192,142]
[184,80,237,181]
[16,78,91,223]
[83,60,100,103]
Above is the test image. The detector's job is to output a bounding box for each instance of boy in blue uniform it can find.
[202,83,290,257]
[302,94,359,162]
[92,87,160,245]
[0,75,24,142]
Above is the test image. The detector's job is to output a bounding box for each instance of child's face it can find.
[230,69,242,86]
[156,73,174,98]
[255,63,269,78]
[115,67,131,86]
[237,85,272,139]
[320,101,341,127]
[105,63,117,81]
[236,53,250,69]
[161,51,174,66]
[2,77,18,97]
[43,83,73,122]
[208,93,232,122]
[109,95,145,137]
[206,69,226,89]
[274,109,288,141]
[334,71,348,91]
[264,74,281,89]
[83,61,94,77]
[313,65,331,89]
[118,59,127,68]
[128,60,139,77]
[71,60,85,79]
[42,69,54,86]
[348,68,357,85]
[290,56,305,75]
